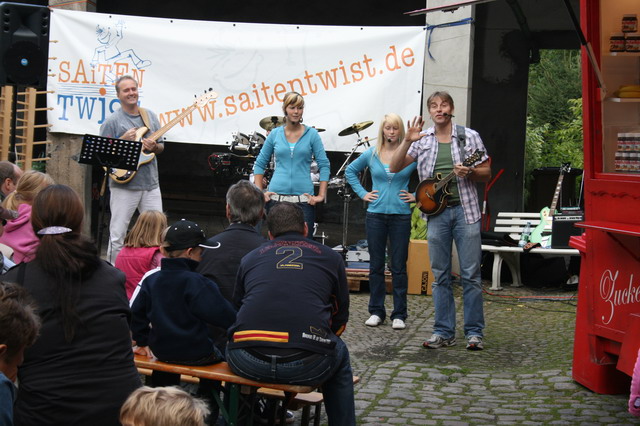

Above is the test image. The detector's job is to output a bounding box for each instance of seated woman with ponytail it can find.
[3,184,141,426]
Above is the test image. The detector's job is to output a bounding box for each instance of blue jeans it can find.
[427,205,484,338]
[226,338,355,426]
[366,212,411,321]
[265,200,315,238]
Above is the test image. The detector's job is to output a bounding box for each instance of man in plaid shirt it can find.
[390,91,491,351]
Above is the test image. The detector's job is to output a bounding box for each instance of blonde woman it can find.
[0,170,54,263]
[346,114,416,330]
[115,210,167,299]
[252,92,330,237]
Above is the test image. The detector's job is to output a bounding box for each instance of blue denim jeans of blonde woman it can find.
[427,205,484,338]
[226,338,356,425]
[366,212,411,322]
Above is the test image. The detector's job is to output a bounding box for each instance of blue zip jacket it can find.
[130,257,237,362]
[345,147,417,214]
[253,125,330,195]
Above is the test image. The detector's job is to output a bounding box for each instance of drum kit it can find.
[208,115,364,180]
[208,116,284,178]
[207,116,375,253]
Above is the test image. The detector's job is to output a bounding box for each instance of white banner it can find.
[48,9,425,152]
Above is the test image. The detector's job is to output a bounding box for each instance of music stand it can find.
[79,134,142,257]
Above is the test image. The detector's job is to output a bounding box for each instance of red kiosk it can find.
[571,0,640,394]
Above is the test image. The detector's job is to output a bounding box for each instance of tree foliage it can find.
[525,50,584,206]
[527,50,582,128]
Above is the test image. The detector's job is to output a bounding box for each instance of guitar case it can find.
[480,232,519,282]
[480,231,518,247]
[520,254,568,288]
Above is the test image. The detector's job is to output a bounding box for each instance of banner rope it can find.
[426,17,474,61]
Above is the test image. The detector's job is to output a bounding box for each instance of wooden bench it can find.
[481,212,579,291]
[134,354,316,426]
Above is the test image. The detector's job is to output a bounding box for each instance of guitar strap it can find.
[455,125,466,151]
[139,107,152,132]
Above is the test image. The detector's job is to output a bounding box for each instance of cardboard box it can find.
[407,240,433,295]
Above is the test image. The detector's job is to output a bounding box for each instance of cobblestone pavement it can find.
[310,284,638,425]
[130,214,637,425]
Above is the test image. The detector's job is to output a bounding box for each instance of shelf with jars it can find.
[599,1,640,174]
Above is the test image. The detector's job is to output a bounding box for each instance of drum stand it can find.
[335,134,370,258]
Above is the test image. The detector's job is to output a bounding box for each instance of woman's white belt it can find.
[269,194,309,203]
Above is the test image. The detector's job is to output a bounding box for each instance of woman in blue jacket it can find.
[253,92,330,237]
[346,113,417,330]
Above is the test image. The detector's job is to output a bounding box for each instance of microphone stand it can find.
[335,131,369,259]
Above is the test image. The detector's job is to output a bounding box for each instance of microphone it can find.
[442,113,455,118]
[387,138,392,143]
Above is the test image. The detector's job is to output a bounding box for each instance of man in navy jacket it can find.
[227,202,355,426]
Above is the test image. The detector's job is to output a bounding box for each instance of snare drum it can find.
[250,132,266,145]
[230,132,251,156]
[328,176,345,188]
[247,132,266,156]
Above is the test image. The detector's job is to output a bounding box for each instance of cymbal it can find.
[259,116,285,131]
[338,121,373,136]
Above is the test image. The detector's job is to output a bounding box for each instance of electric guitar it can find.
[414,149,485,216]
[528,162,572,247]
[107,89,218,183]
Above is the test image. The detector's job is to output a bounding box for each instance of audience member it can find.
[0,282,41,426]
[0,161,23,202]
[195,180,290,423]
[0,170,54,263]
[197,180,265,303]
[130,219,237,419]
[227,202,355,425]
[2,184,141,425]
[120,386,209,426]
[115,210,167,299]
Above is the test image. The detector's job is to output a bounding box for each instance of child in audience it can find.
[120,386,209,426]
[130,219,237,420]
[0,282,41,426]
[0,170,54,263]
[115,210,167,299]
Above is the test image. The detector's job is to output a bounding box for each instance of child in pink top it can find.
[0,170,54,263]
[115,210,166,299]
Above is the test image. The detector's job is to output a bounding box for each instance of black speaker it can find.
[0,2,50,87]
[551,211,583,249]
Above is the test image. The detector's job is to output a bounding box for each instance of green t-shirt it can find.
[434,142,459,204]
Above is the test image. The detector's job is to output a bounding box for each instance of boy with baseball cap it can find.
[130,219,236,416]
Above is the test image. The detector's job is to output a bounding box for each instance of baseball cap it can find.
[164,219,220,251]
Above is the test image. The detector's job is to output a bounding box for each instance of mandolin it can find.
[414,149,484,216]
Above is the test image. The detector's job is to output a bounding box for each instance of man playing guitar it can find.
[100,75,164,262]
[390,91,491,351]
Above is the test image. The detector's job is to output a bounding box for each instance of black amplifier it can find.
[551,210,584,249]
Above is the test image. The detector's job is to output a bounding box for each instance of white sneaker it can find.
[365,315,382,327]
[392,319,406,330]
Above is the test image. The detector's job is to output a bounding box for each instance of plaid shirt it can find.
[407,123,489,224]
